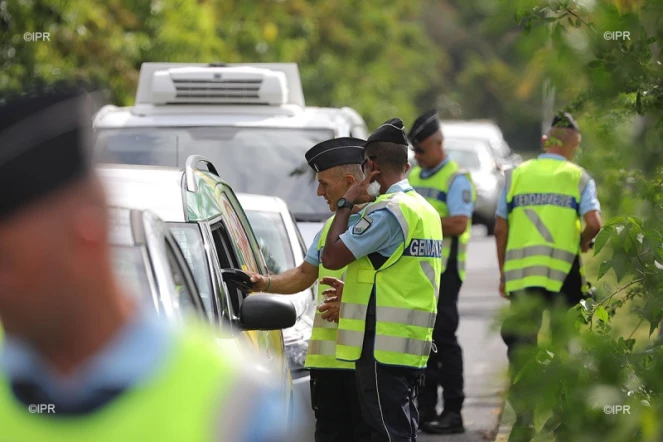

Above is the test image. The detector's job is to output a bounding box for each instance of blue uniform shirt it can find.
[339,179,413,260]
[305,213,363,266]
[419,158,475,217]
[0,305,288,442]
[495,153,601,219]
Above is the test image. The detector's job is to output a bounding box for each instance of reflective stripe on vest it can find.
[409,161,474,280]
[504,159,589,293]
[336,190,442,368]
[0,328,257,441]
[304,215,355,370]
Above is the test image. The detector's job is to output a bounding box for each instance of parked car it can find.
[443,138,504,235]
[238,193,316,441]
[109,206,206,322]
[93,62,368,248]
[98,156,297,422]
[440,120,523,169]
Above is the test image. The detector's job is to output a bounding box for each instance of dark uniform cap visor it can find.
[0,87,97,221]
[305,137,366,172]
[408,109,440,145]
[366,118,409,146]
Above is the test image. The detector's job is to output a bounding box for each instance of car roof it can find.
[441,120,504,140]
[237,193,288,214]
[98,164,187,222]
[94,104,345,133]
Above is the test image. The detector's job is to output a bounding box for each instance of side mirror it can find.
[239,293,296,331]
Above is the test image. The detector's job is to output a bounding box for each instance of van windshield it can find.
[94,127,334,220]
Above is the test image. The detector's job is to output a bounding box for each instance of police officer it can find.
[0,85,289,442]
[406,109,474,434]
[321,118,443,442]
[248,137,369,442]
[496,112,602,441]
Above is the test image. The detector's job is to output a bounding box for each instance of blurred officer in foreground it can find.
[0,85,288,442]
[249,138,370,442]
[495,112,602,441]
[320,119,443,442]
[407,109,475,434]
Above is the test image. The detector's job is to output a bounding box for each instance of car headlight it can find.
[283,303,314,379]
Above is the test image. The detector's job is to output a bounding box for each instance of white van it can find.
[93,62,369,247]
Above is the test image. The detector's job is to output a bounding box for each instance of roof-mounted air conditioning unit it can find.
[135,63,306,107]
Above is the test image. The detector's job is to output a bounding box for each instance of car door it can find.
[209,181,290,391]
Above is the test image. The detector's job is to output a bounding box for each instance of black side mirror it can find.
[239,293,296,331]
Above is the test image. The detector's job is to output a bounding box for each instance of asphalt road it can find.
[420,226,510,442]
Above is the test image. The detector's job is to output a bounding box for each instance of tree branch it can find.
[597,277,647,307]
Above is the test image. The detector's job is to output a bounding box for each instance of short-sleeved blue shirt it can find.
[338,179,413,260]
[305,213,363,267]
[418,158,475,217]
[495,153,601,219]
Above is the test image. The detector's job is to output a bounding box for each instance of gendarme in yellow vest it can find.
[0,329,258,442]
[305,215,355,370]
[335,189,443,369]
[504,158,590,293]
[409,159,475,280]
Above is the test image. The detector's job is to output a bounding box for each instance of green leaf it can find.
[587,60,601,69]
[594,226,614,254]
[514,11,523,24]
[524,19,532,35]
[597,260,612,280]
[611,254,631,283]
[636,90,643,115]
[595,305,609,323]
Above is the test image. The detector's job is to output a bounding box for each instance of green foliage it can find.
[0,0,440,129]
[501,1,663,439]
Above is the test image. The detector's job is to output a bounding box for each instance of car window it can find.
[213,184,266,274]
[94,126,335,220]
[244,210,295,275]
[111,246,155,304]
[164,240,198,318]
[168,223,213,315]
[210,223,245,318]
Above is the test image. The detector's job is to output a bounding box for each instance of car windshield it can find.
[94,126,335,221]
[444,138,491,171]
[168,223,213,315]
[110,246,154,303]
[244,210,295,275]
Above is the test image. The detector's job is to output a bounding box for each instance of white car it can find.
[238,193,316,442]
[93,62,368,249]
[440,120,523,168]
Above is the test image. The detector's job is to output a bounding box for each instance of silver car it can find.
[443,138,505,235]
[237,193,317,442]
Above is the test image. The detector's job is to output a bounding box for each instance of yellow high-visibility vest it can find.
[409,160,475,280]
[335,190,443,368]
[504,158,590,293]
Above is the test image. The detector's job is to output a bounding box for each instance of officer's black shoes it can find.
[420,410,465,434]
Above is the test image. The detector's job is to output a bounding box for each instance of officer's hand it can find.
[499,281,507,299]
[247,272,269,293]
[320,276,344,302]
[580,240,591,253]
[319,301,341,323]
[343,170,382,205]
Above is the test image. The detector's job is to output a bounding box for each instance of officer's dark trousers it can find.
[418,259,464,419]
[310,368,368,442]
[500,257,583,433]
[355,295,424,442]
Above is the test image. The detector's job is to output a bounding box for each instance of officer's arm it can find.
[579,178,602,252]
[495,184,509,279]
[267,262,319,294]
[321,206,356,270]
[442,174,474,236]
